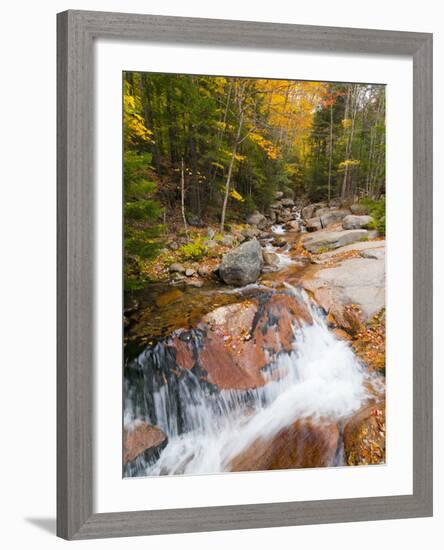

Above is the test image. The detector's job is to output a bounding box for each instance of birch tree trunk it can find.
[327,102,333,201]
[220,108,244,232]
[181,158,188,238]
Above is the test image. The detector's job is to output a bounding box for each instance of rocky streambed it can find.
[124,201,386,477]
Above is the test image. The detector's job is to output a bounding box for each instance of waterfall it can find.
[124,286,375,477]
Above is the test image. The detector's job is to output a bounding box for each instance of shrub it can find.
[180,237,207,261]
[359,196,386,236]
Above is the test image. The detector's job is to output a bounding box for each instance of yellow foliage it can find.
[230,189,245,202]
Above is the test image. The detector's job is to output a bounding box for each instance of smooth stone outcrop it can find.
[247,211,267,229]
[165,291,312,390]
[219,239,263,286]
[302,246,385,320]
[342,214,374,230]
[303,229,369,253]
[360,248,385,260]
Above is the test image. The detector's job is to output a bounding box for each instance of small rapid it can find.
[124,286,375,477]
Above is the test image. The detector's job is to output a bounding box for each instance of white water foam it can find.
[126,287,374,476]
[271,224,286,234]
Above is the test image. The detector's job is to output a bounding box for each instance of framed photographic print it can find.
[57,10,433,540]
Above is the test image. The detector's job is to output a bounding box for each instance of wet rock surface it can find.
[343,402,386,466]
[123,422,168,466]
[229,419,340,471]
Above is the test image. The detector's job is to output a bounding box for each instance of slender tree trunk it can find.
[181,158,188,238]
[220,108,244,232]
[341,85,359,199]
[327,102,333,201]
[140,75,161,173]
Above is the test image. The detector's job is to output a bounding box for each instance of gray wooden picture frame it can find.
[57,9,433,540]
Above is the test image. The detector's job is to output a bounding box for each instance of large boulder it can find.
[342,214,374,230]
[320,209,350,228]
[303,229,369,253]
[246,211,267,229]
[219,239,263,286]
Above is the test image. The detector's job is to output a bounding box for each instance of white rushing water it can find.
[125,287,375,476]
[271,224,286,234]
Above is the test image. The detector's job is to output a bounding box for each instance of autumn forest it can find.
[124,72,385,288]
[123,72,387,476]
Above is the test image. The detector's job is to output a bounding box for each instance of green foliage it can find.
[123,149,164,288]
[359,196,386,236]
[180,237,207,261]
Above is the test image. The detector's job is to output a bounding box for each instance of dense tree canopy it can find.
[123,72,385,287]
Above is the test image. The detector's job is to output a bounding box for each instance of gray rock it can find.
[302,255,385,320]
[169,263,186,274]
[220,234,235,247]
[350,203,368,215]
[241,226,261,239]
[262,250,280,268]
[186,213,204,227]
[320,209,350,228]
[197,266,211,277]
[268,210,277,223]
[360,248,385,260]
[247,211,267,229]
[303,229,369,253]
[302,202,327,220]
[285,220,300,231]
[204,240,218,249]
[168,241,179,251]
[342,215,374,230]
[185,268,195,277]
[305,217,322,232]
[281,198,295,207]
[313,207,331,218]
[219,239,263,286]
[274,191,284,199]
[272,236,287,247]
[277,209,293,223]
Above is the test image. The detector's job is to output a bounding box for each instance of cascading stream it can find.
[124,282,376,477]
